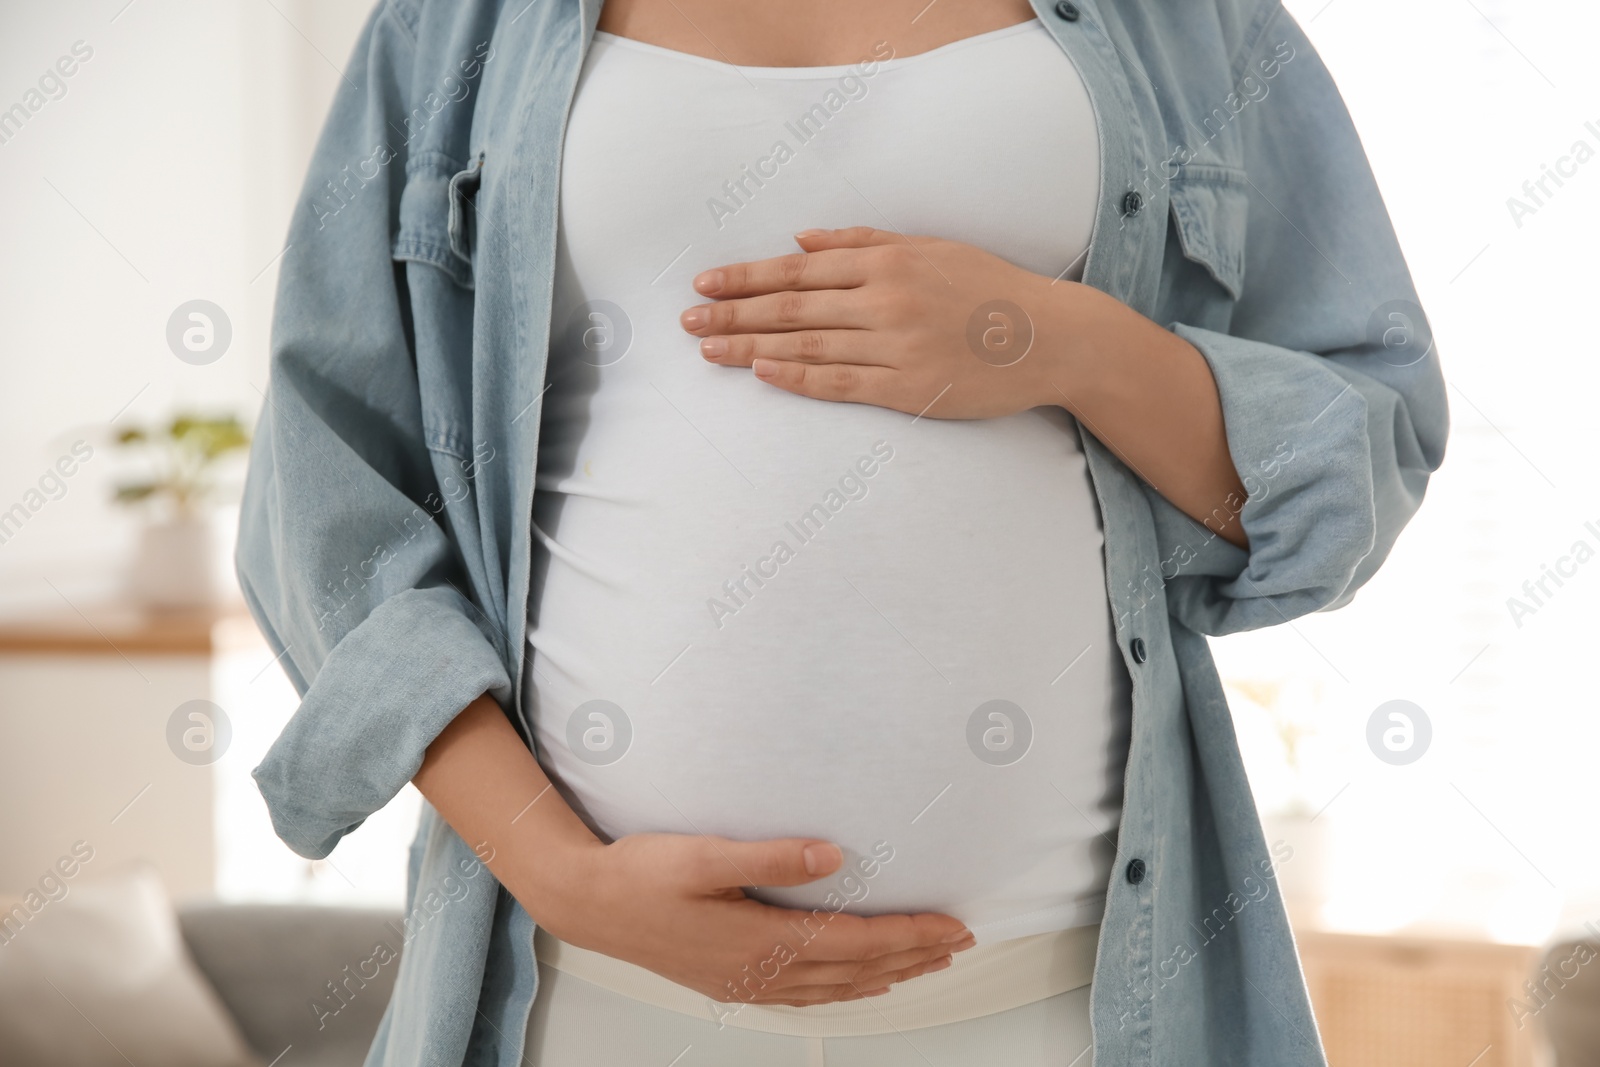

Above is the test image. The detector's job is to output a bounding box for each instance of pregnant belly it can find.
[525,358,1131,943]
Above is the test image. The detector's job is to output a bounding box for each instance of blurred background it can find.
[1,1,1597,1065]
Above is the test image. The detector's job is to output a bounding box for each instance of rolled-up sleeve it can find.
[235,2,511,859]
[1148,3,1448,637]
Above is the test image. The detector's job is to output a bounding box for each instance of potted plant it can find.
[113,414,250,609]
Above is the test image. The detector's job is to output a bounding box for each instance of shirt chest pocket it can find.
[393,151,483,290]
[1162,164,1250,312]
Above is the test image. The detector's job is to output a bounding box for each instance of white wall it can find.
[0,0,370,604]
[0,0,414,907]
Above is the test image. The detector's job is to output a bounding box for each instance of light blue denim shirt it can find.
[237,0,1448,1063]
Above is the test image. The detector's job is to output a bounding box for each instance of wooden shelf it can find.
[1295,927,1541,1067]
[0,600,258,657]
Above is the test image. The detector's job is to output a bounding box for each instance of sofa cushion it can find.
[0,864,260,1067]
[177,900,403,1066]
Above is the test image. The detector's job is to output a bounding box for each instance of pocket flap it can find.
[393,151,477,289]
[447,153,484,269]
[1167,165,1250,301]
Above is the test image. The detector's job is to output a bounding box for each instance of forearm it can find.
[1033,280,1249,549]
[412,693,602,923]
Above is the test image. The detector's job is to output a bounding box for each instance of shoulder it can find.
[373,0,520,54]
[370,0,574,84]
[365,0,421,41]
[1208,0,1296,73]
[354,0,540,110]
[1106,1,1302,87]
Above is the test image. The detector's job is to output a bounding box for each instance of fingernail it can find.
[752,358,778,380]
[794,228,828,240]
[680,307,708,330]
[803,843,839,875]
[694,270,725,295]
[701,337,729,359]
[941,929,972,944]
[928,956,953,972]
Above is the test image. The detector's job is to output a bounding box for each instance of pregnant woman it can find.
[237,1,1447,1065]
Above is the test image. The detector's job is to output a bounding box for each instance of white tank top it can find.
[524,18,1129,944]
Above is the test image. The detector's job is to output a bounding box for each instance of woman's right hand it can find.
[413,696,972,1008]
[531,832,977,1008]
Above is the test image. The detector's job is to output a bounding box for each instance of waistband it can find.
[532,922,1099,1037]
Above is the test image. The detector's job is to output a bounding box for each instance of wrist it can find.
[1028,276,1155,415]
[499,812,607,933]
[1022,274,1099,412]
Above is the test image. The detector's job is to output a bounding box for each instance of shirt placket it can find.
[1032,1,1174,1062]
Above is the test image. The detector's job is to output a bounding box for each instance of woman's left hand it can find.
[682,225,1253,549]
[681,226,1088,420]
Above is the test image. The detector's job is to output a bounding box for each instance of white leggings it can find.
[525,961,1095,1067]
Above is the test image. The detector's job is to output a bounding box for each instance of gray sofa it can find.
[1535,939,1600,1067]
[177,903,403,1067]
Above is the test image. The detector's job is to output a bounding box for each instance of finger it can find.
[855,945,964,987]
[701,329,888,369]
[681,836,843,891]
[781,936,974,988]
[751,359,904,408]
[793,226,906,251]
[746,955,955,1007]
[857,952,956,991]
[794,911,971,964]
[693,247,872,299]
[681,288,865,337]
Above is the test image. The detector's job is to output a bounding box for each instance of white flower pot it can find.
[127,512,220,609]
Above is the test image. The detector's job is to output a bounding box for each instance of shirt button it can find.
[1054,1,1081,21]
[1126,858,1147,884]
[1122,190,1144,217]
[1130,636,1148,664]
